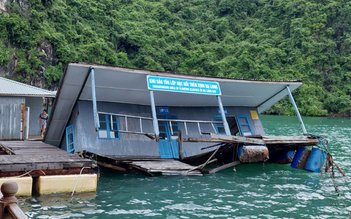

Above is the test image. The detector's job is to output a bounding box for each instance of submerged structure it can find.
[45,63,320,175]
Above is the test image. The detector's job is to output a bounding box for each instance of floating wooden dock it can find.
[0,141,97,196]
[0,141,94,175]
[81,151,204,176]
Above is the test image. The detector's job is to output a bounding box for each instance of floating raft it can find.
[129,159,203,176]
[0,141,94,176]
[81,151,203,176]
[0,141,98,195]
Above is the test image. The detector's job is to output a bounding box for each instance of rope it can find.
[325,153,351,217]
[8,170,33,178]
[71,167,91,197]
[305,133,350,217]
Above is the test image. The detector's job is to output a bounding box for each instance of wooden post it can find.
[178,130,184,160]
[21,103,25,140]
[200,145,221,169]
[0,181,28,219]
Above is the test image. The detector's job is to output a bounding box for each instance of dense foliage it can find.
[1,0,351,116]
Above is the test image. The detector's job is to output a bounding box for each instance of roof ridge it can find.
[0,77,54,93]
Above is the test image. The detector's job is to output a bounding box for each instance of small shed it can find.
[0,77,56,140]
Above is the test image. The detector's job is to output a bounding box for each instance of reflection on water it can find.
[20,116,351,218]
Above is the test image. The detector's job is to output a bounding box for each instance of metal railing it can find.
[98,111,154,135]
[97,111,224,137]
[0,181,28,219]
[157,118,223,136]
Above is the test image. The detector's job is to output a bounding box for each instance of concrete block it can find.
[35,174,97,195]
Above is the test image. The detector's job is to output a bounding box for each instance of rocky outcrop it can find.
[0,0,29,18]
[28,40,57,89]
[0,54,19,78]
[0,0,29,14]
[0,0,57,89]
[39,41,56,67]
[0,0,8,14]
[0,40,57,89]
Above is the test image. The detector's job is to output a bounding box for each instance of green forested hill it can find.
[1,0,351,116]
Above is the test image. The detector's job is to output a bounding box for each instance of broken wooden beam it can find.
[209,133,265,145]
[183,135,264,145]
[209,161,240,174]
[262,136,319,145]
[178,130,184,160]
[97,161,126,172]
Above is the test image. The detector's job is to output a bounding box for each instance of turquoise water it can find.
[21,115,351,218]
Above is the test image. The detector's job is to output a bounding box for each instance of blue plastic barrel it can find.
[271,150,296,164]
[305,148,327,173]
[291,147,311,169]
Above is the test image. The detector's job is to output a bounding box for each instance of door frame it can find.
[157,115,181,158]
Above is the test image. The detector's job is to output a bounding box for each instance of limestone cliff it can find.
[0,0,58,90]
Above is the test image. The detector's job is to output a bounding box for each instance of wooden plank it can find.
[0,163,64,172]
[209,161,240,174]
[97,161,126,172]
[210,133,265,145]
[182,135,264,144]
[262,136,319,145]
[186,159,217,172]
[262,136,316,140]
[130,160,195,170]
[0,144,15,155]
[200,147,220,169]
[155,170,202,176]
[178,130,184,160]
[21,103,25,140]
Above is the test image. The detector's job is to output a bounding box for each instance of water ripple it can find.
[19,116,351,218]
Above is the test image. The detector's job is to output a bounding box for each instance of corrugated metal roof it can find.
[0,77,56,97]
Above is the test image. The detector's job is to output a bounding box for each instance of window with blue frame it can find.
[66,124,75,153]
[98,114,120,139]
[213,117,226,134]
[236,115,253,136]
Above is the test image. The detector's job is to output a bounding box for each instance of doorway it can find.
[157,115,181,158]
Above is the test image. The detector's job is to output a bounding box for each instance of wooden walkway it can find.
[129,159,203,176]
[0,141,94,176]
[81,151,203,176]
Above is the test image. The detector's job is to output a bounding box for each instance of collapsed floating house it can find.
[45,63,319,176]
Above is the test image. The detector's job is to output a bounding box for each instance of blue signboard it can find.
[218,108,228,115]
[159,107,169,114]
[147,76,221,95]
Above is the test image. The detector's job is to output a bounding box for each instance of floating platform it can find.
[79,134,319,176]
[182,133,319,165]
[0,141,97,196]
[81,151,204,176]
